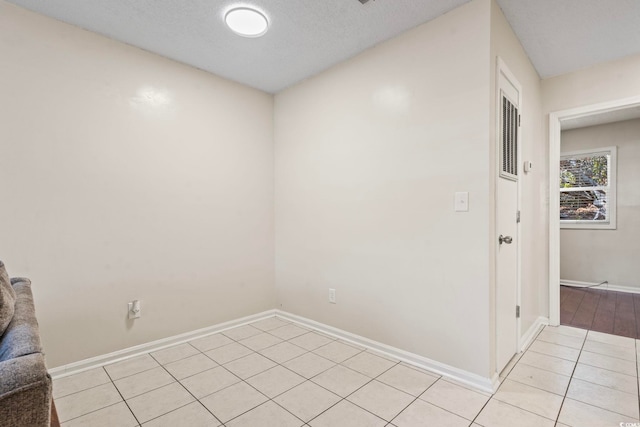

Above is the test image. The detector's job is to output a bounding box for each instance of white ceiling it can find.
[497,0,640,79]
[6,0,640,93]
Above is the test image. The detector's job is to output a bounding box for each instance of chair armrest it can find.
[0,352,50,397]
[0,353,52,426]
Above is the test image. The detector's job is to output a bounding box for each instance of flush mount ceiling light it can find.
[225,7,269,38]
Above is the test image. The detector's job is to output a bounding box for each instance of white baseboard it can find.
[519,316,549,352]
[276,310,497,393]
[49,308,496,394]
[560,279,640,295]
[48,310,277,379]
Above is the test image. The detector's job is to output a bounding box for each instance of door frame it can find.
[495,57,522,370]
[548,95,640,325]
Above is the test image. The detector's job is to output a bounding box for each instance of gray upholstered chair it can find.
[0,262,52,427]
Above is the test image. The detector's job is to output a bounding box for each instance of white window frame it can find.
[560,146,617,230]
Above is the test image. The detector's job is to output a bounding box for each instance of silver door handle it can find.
[499,235,513,245]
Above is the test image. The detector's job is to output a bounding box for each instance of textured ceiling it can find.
[4,0,470,93]
[496,0,640,79]
[6,0,640,93]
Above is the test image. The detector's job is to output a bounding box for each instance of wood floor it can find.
[560,285,640,339]
[51,400,60,427]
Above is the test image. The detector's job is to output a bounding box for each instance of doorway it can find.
[548,96,640,327]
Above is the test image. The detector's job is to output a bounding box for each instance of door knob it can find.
[499,235,513,245]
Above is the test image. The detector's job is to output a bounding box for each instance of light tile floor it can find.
[53,318,640,426]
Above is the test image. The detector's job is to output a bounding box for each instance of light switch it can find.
[455,192,469,212]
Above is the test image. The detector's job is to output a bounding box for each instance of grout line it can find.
[146,351,225,425]
[533,337,584,353]
[52,378,113,400]
[245,347,361,423]
[135,400,197,426]
[469,388,493,425]
[563,382,640,420]
[56,400,126,425]
[102,367,143,426]
[567,288,586,325]
[526,347,580,363]
[207,379,271,424]
[242,379,308,424]
[591,288,609,333]
[402,378,478,422]
[211,346,370,426]
[482,379,565,419]
[473,330,578,425]
[587,291,601,330]
[545,327,588,340]
[112,369,178,401]
[564,346,639,376]
[307,355,444,424]
[356,391,418,424]
[106,366,161,383]
[515,360,575,377]
[579,347,638,363]
[436,377,493,398]
[371,367,438,398]
[185,372,243,402]
[277,347,400,424]
[259,348,312,365]
[543,324,640,421]
[162,364,219,383]
[295,397,345,425]
[585,336,638,351]
[485,398,560,422]
[501,375,568,397]
[535,338,584,352]
[58,316,640,426]
[270,398,320,425]
[555,325,587,425]
[57,318,294,425]
[499,352,524,380]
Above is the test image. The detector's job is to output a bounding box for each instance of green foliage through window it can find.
[560,151,611,223]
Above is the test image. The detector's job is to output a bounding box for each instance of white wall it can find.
[489,1,545,356]
[0,0,560,379]
[275,0,493,378]
[0,2,275,368]
[542,54,640,114]
[560,119,640,287]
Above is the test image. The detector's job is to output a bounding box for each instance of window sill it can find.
[560,221,616,230]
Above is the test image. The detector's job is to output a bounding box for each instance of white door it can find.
[496,60,521,374]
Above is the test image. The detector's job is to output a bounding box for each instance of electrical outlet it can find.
[128,300,141,319]
[329,288,336,304]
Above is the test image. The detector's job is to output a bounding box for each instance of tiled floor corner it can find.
[53,318,640,426]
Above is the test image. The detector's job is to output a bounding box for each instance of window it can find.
[560,146,617,229]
